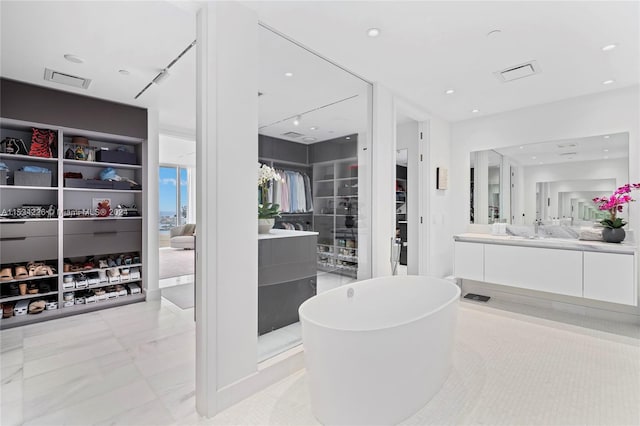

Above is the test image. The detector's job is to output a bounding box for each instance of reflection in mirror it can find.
[470,133,629,226]
[470,150,502,224]
[257,25,372,362]
[395,149,407,275]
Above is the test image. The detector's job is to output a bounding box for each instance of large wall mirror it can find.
[470,132,629,226]
[257,25,372,362]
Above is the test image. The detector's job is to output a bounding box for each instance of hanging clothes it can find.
[270,168,313,213]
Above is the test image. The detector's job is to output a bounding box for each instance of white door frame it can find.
[393,98,431,276]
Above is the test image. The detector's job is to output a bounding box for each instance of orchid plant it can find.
[258,163,282,219]
[592,183,640,229]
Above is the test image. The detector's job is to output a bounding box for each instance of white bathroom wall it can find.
[372,83,396,277]
[427,116,453,278]
[195,1,258,417]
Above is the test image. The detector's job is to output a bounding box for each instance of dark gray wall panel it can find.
[258,134,308,164]
[1,79,147,139]
[258,235,316,286]
[309,135,357,163]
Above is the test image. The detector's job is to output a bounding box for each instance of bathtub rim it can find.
[299,275,461,333]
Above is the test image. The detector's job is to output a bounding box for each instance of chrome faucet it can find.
[534,219,541,236]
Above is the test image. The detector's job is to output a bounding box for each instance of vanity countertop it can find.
[258,229,319,240]
[454,232,638,254]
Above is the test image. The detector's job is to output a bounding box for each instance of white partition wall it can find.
[195,1,258,417]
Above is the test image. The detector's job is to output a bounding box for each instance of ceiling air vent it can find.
[44,68,91,89]
[557,143,577,148]
[494,60,540,83]
[281,131,304,138]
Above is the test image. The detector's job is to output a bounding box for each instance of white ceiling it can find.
[243,0,640,122]
[2,1,638,137]
[0,1,197,133]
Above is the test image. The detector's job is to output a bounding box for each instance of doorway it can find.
[395,111,424,275]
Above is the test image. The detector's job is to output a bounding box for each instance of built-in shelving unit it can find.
[0,115,146,329]
[313,158,358,277]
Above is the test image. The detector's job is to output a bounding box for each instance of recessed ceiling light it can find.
[118,69,130,75]
[532,156,537,160]
[293,115,301,126]
[602,79,615,85]
[64,54,84,64]
[284,72,293,77]
[346,136,351,140]
[601,44,617,51]
[471,109,479,113]
[367,28,380,37]
[519,146,524,149]
[445,89,455,95]
[309,126,318,131]
[603,135,610,139]
[603,149,609,152]
[302,137,317,143]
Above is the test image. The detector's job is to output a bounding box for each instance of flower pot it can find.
[258,218,275,234]
[602,227,625,243]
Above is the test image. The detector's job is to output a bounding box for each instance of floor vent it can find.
[44,68,91,89]
[494,60,540,83]
[463,293,491,302]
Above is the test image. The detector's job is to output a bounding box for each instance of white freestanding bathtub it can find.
[299,275,460,425]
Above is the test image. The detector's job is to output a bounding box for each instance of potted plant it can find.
[258,163,282,234]
[592,182,640,243]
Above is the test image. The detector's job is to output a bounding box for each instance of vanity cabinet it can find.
[454,241,484,281]
[583,252,636,306]
[484,244,583,297]
[453,236,637,306]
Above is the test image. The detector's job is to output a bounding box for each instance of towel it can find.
[578,227,603,241]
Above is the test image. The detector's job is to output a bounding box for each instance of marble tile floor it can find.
[2,293,639,425]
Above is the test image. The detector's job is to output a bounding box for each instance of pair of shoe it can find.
[0,265,29,281]
[26,261,55,276]
[29,300,45,314]
[2,282,20,296]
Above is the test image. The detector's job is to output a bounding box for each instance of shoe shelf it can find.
[0,153,58,164]
[0,274,58,284]
[62,263,142,276]
[0,291,59,303]
[70,278,142,290]
[0,185,58,191]
[0,293,145,329]
[1,115,147,329]
[63,188,142,193]
[63,159,142,170]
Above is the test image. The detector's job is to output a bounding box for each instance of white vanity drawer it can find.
[454,242,484,281]
[583,252,636,306]
[484,244,583,297]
